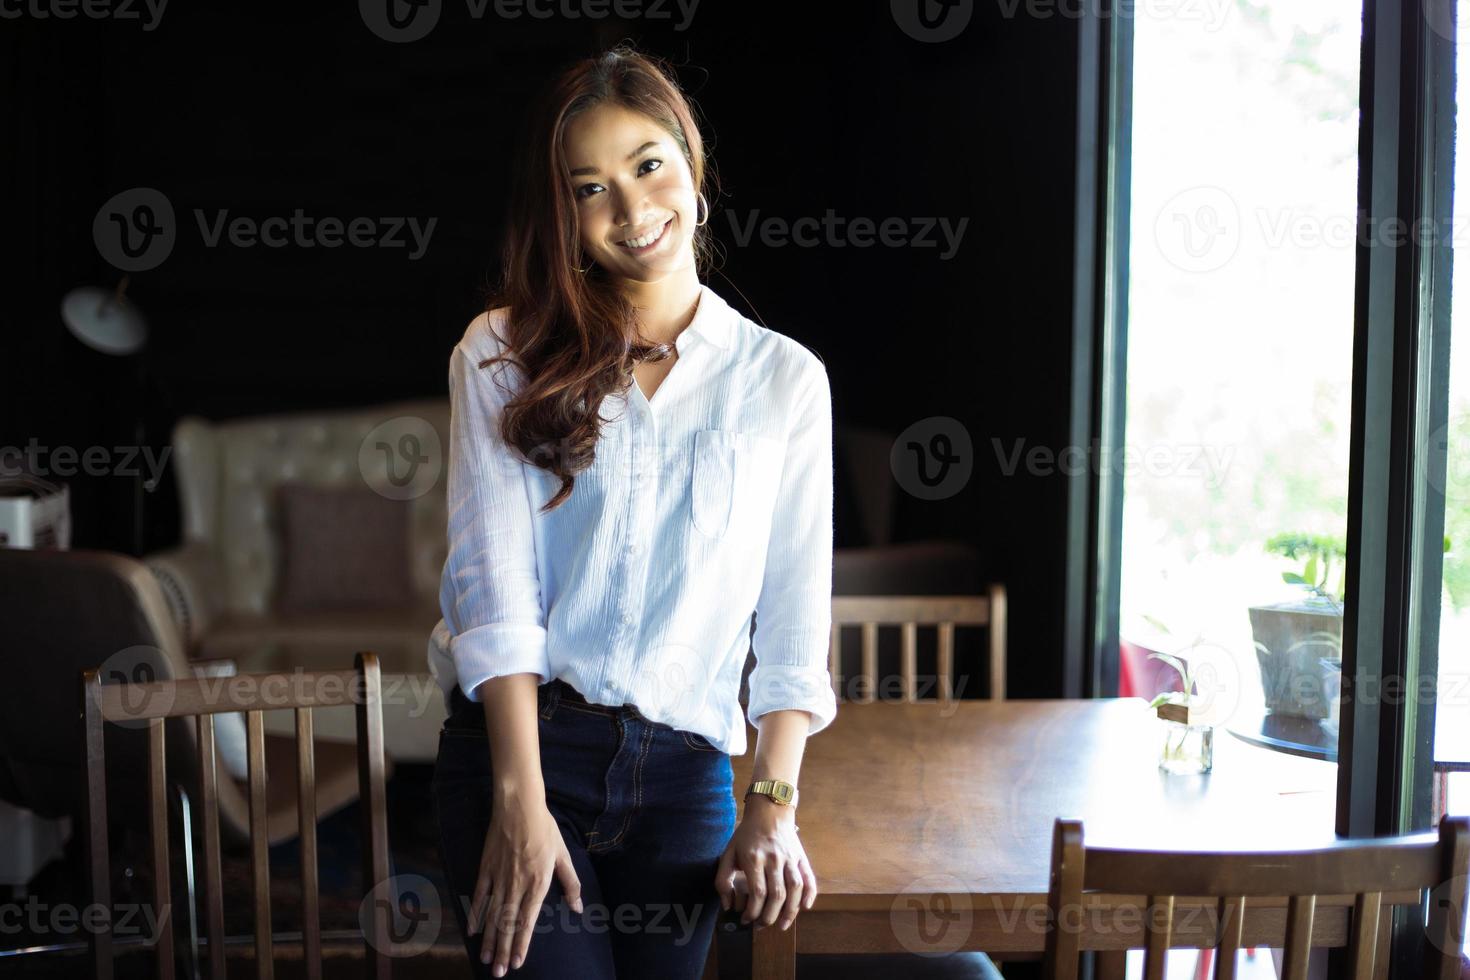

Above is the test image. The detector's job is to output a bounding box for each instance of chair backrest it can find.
[828,589,1007,703]
[81,651,392,980]
[1042,816,1470,980]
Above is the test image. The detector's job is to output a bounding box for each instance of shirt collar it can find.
[675,283,735,352]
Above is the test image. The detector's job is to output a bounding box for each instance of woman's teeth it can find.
[619,219,670,250]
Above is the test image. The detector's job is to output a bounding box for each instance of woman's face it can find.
[562,102,699,283]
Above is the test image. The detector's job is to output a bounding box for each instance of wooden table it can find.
[729,697,1419,979]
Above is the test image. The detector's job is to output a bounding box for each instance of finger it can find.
[799,856,818,910]
[556,848,584,914]
[510,876,547,971]
[743,858,768,924]
[479,878,508,966]
[760,861,786,927]
[714,846,738,911]
[494,887,525,975]
[778,862,803,930]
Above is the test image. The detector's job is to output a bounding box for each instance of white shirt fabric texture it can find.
[426,283,838,755]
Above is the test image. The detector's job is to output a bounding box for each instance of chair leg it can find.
[175,785,201,980]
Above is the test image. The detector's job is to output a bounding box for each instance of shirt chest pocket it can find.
[690,429,786,541]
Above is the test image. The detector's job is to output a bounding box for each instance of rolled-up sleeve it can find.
[747,356,839,735]
[438,338,551,700]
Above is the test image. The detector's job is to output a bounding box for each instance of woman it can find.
[427,43,838,979]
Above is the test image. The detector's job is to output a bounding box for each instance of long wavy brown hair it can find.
[479,43,718,513]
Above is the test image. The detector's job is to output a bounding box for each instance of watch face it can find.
[773,783,795,804]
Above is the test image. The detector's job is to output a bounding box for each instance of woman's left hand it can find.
[713,798,817,930]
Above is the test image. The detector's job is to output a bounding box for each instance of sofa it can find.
[146,400,985,760]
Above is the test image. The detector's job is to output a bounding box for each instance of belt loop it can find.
[539,680,559,721]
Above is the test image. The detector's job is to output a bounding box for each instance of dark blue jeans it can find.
[432,677,738,979]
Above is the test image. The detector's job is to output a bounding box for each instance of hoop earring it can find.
[695,192,709,228]
[570,254,592,274]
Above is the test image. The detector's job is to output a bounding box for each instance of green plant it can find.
[1265,532,1347,605]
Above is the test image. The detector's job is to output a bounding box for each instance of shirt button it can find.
[628,540,641,555]
[619,612,633,625]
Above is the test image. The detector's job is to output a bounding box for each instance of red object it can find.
[1118,637,1185,700]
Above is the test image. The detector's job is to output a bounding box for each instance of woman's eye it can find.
[575,182,603,201]
[638,158,663,176]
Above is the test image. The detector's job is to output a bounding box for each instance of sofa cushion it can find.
[274,484,413,612]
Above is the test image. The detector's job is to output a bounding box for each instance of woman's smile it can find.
[615,216,674,255]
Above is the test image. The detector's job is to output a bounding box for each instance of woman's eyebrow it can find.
[569,140,662,177]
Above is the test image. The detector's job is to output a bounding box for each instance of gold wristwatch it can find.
[744,778,798,807]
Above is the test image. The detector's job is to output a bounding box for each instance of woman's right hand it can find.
[467,789,584,976]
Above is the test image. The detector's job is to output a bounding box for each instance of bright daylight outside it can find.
[1122,0,1470,953]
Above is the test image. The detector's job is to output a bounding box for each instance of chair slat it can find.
[987,583,1007,700]
[1280,894,1315,980]
[1143,895,1173,980]
[356,654,391,979]
[247,710,274,980]
[937,621,955,704]
[1213,896,1244,980]
[1042,819,1083,980]
[296,708,322,979]
[148,718,176,980]
[859,622,878,702]
[900,622,917,701]
[197,714,226,980]
[1347,890,1379,980]
[82,672,114,980]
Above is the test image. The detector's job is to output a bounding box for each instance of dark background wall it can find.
[1,0,1082,698]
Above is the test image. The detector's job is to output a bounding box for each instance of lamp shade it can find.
[60,284,148,356]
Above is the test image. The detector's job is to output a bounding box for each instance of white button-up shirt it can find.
[426,283,838,755]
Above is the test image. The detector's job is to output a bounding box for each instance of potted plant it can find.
[1146,649,1214,773]
[1249,533,1344,721]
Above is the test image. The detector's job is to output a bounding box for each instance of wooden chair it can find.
[1041,815,1470,980]
[82,650,394,980]
[830,589,1007,702]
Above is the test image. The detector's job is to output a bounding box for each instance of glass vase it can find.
[1159,719,1214,774]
